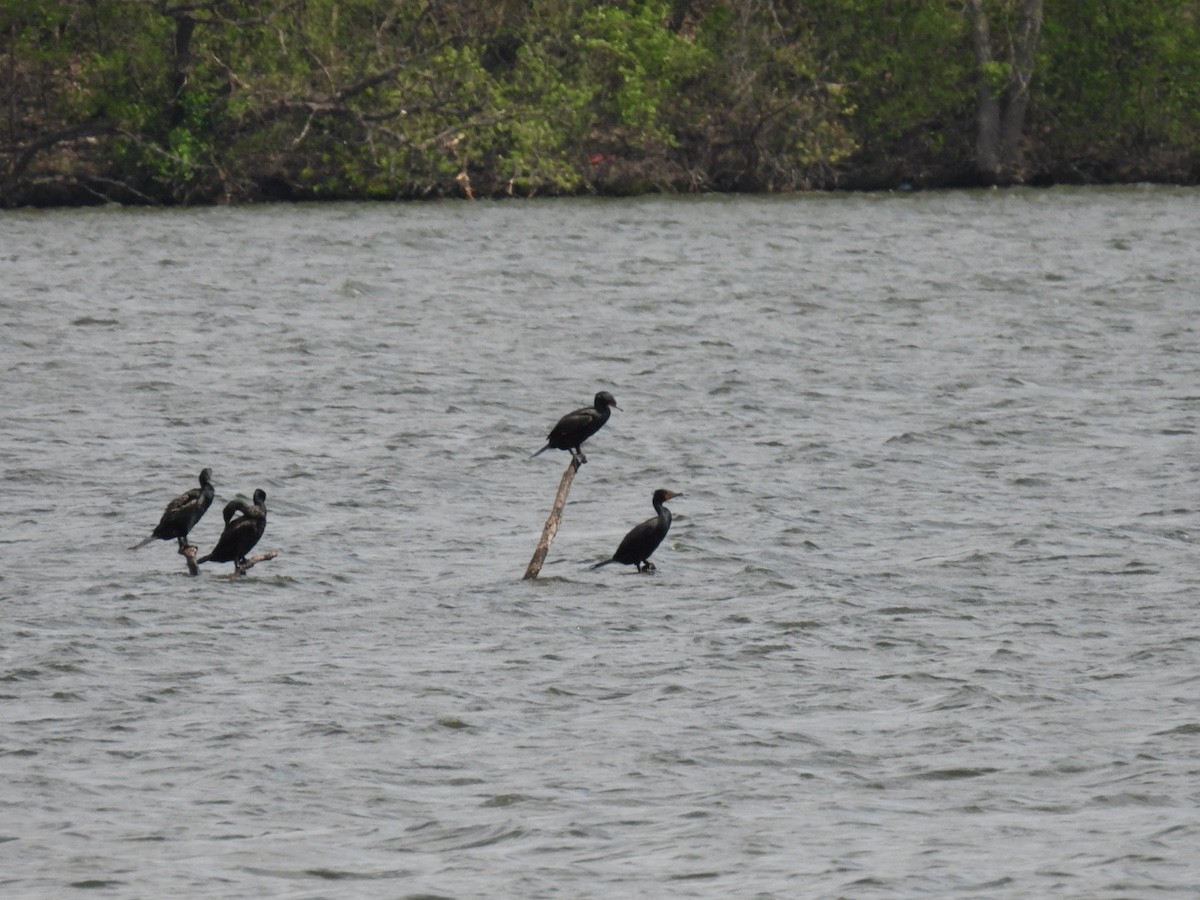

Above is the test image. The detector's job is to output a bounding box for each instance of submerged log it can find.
[179,544,278,577]
[523,457,581,580]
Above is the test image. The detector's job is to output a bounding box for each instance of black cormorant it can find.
[531,391,620,464]
[129,468,215,550]
[197,489,267,570]
[591,488,681,573]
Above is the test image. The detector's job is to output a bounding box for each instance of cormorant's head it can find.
[595,391,620,411]
[199,468,213,485]
[653,489,681,504]
[253,489,267,507]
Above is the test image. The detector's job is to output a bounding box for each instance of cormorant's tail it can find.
[589,558,617,570]
[530,444,550,459]
[195,554,212,565]
[128,535,155,551]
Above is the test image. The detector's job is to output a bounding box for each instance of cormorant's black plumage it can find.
[129,468,215,550]
[591,488,681,573]
[531,391,620,464]
[197,489,267,569]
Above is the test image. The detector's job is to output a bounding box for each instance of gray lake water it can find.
[1,187,1198,898]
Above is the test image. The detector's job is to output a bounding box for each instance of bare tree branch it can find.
[2,122,119,200]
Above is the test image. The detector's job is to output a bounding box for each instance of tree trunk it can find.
[966,0,1043,185]
[967,0,1002,181]
[168,12,197,128]
[1001,0,1043,165]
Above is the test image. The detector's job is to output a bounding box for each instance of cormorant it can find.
[531,391,620,465]
[197,489,267,570]
[591,488,681,573]
[129,468,215,550]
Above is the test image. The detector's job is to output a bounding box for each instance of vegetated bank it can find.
[3,1,1199,207]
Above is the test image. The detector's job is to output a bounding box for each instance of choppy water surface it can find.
[2,187,1198,898]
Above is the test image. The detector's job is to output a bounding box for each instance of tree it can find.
[800,0,974,188]
[670,0,856,191]
[5,0,1200,203]
[966,0,1043,184]
[1033,0,1200,182]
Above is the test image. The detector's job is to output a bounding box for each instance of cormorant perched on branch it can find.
[197,489,267,571]
[531,391,620,465]
[129,468,215,551]
[591,488,681,573]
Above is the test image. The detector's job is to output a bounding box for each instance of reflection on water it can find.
[1,187,1198,897]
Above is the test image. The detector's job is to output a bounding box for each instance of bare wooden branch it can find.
[523,458,581,580]
[235,551,278,577]
[82,175,161,205]
[180,545,277,577]
[333,62,411,102]
[3,122,118,188]
[181,544,200,577]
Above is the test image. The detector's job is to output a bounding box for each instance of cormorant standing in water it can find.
[197,489,267,570]
[531,391,620,464]
[591,488,681,573]
[129,468,215,550]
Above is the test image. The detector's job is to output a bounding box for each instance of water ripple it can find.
[1,188,1198,897]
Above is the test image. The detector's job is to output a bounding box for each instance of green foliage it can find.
[678,0,856,189]
[1035,0,1200,173]
[980,60,1011,96]
[801,0,974,177]
[4,0,1200,203]
[164,90,216,178]
[571,2,706,135]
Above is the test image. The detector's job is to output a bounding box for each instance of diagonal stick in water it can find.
[523,457,581,580]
